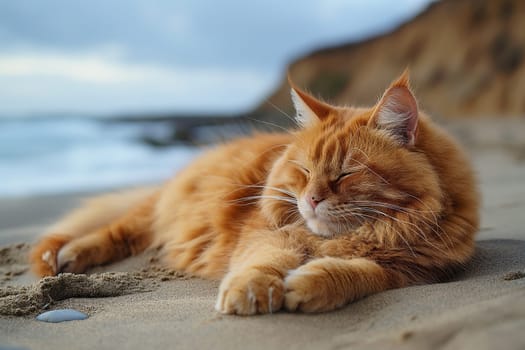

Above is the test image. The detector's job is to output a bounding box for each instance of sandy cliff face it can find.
[259,0,525,119]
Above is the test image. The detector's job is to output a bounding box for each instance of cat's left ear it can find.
[369,70,419,146]
[289,77,334,127]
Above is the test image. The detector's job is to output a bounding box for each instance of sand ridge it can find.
[0,242,188,316]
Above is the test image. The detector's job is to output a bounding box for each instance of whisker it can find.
[245,117,291,134]
[348,211,417,257]
[347,202,442,233]
[356,207,449,255]
[264,100,298,127]
[240,184,296,198]
[233,195,297,205]
[344,200,444,236]
[349,147,370,161]
[330,201,449,255]
[350,158,390,184]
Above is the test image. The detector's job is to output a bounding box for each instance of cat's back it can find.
[417,115,480,248]
[418,115,479,216]
[168,132,292,191]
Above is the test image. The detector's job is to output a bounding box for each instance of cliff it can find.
[258,0,525,119]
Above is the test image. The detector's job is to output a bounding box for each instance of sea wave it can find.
[0,117,199,197]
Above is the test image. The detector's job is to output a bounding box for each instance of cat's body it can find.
[30,73,479,315]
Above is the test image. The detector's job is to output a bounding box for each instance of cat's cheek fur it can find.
[215,269,285,315]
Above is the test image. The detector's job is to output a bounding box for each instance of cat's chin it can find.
[303,215,362,238]
[299,204,345,237]
[304,218,338,238]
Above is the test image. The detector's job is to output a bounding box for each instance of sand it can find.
[1,129,525,349]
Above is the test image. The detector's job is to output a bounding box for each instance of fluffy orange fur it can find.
[30,72,479,315]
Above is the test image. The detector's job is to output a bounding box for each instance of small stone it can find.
[36,309,88,323]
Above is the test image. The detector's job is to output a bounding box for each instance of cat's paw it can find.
[30,234,70,277]
[215,269,285,315]
[284,263,343,313]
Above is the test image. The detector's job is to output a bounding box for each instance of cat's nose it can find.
[308,196,324,210]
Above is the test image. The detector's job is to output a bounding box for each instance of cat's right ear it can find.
[289,76,333,127]
[368,70,419,146]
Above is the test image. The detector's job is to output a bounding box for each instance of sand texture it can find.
[1,144,525,349]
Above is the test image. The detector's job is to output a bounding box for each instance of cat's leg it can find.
[56,197,156,274]
[283,234,471,312]
[30,190,158,276]
[283,257,390,313]
[215,241,303,315]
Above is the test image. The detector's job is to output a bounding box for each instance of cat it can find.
[30,71,479,315]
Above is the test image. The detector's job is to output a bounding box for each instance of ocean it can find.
[0,117,200,197]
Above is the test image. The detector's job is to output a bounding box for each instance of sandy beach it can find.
[1,125,525,350]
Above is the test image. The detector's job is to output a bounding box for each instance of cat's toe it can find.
[215,270,284,315]
[56,244,84,273]
[283,269,313,311]
[37,249,58,276]
[284,267,336,313]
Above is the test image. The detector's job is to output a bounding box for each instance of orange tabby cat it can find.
[30,71,479,315]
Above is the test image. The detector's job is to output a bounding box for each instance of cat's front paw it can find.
[30,234,90,276]
[215,269,285,315]
[30,234,70,276]
[284,263,344,313]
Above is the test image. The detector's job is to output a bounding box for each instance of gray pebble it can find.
[36,309,88,323]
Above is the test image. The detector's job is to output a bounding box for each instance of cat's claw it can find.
[215,270,284,315]
[41,250,57,275]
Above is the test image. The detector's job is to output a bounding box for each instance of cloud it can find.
[0,1,434,70]
[0,0,434,115]
[0,50,276,115]
[0,52,144,84]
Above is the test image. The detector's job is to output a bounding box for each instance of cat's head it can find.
[261,71,442,237]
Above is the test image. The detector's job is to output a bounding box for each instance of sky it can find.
[0,0,434,117]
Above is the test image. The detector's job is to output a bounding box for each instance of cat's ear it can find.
[369,70,419,146]
[289,77,333,127]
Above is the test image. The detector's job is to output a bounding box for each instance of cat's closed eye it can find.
[336,172,354,182]
[289,160,310,176]
[301,166,311,176]
[335,167,362,183]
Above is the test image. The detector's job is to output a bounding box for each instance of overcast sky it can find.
[0,0,433,117]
